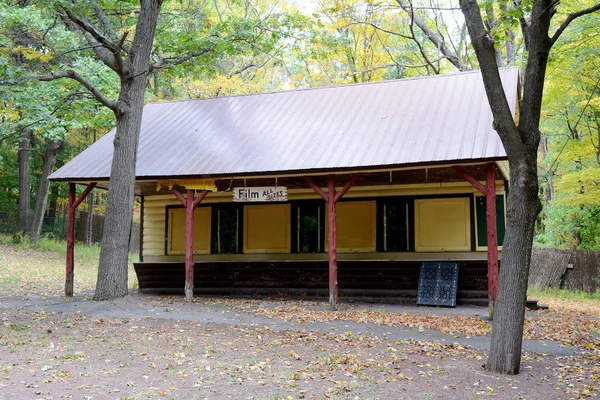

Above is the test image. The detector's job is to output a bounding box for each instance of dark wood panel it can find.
[134,260,489,302]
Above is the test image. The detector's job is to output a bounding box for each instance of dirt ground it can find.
[1,243,599,399]
[1,294,599,400]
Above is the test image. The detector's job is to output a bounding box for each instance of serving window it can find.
[328,200,377,252]
[414,197,471,251]
[166,206,211,255]
[243,204,291,253]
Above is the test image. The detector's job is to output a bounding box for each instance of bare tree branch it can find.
[58,12,118,70]
[61,7,119,53]
[92,4,131,53]
[59,5,128,73]
[406,5,439,74]
[550,3,600,46]
[152,48,214,70]
[35,70,117,112]
[348,21,413,40]
[396,0,471,71]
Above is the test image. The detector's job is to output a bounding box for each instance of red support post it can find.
[184,189,195,302]
[65,183,76,297]
[172,188,209,302]
[64,182,97,297]
[327,175,338,309]
[454,164,500,307]
[305,174,360,309]
[485,163,499,304]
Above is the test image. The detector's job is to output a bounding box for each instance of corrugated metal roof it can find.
[49,68,518,181]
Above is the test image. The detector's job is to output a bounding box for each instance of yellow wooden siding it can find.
[243,204,291,253]
[414,198,470,251]
[143,196,182,257]
[143,180,505,203]
[167,207,211,254]
[327,201,376,252]
[142,179,505,259]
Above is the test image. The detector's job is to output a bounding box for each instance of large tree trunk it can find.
[460,0,554,375]
[94,1,162,301]
[17,129,33,233]
[30,140,61,242]
[486,160,540,373]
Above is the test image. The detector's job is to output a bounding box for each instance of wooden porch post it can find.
[453,164,499,305]
[65,183,76,297]
[327,175,338,308]
[304,173,361,309]
[172,188,209,302]
[485,163,499,303]
[65,182,97,297]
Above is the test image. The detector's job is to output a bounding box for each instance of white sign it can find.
[233,187,288,202]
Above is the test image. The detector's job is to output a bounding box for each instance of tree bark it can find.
[488,161,540,374]
[94,0,162,301]
[30,140,61,242]
[17,129,33,233]
[396,0,471,71]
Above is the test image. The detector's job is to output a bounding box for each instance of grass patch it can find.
[528,286,600,301]
[0,233,139,295]
[0,234,13,245]
[0,233,139,264]
[9,323,29,331]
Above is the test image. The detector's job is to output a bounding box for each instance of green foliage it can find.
[0,146,18,211]
[536,204,600,249]
[536,0,600,250]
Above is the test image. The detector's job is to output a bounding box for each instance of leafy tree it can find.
[536,12,600,249]
[2,0,298,300]
[0,1,116,240]
[460,0,600,374]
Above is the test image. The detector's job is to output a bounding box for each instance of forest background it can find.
[0,0,598,249]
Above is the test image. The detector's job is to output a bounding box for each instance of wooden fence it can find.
[529,248,600,293]
[76,213,140,254]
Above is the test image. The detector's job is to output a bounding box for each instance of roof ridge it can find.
[145,67,518,107]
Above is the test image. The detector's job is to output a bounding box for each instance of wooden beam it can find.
[304,174,361,310]
[178,189,209,302]
[333,173,362,203]
[73,182,97,209]
[453,166,487,195]
[486,163,499,304]
[65,183,76,297]
[184,189,194,302]
[65,182,97,297]
[139,196,144,263]
[192,190,209,207]
[303,176,328,202]
[171,187,187,206]
[327,175,338,309]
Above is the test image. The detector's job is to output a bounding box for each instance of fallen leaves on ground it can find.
[2,308,598,399]
[254,303,600,351]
